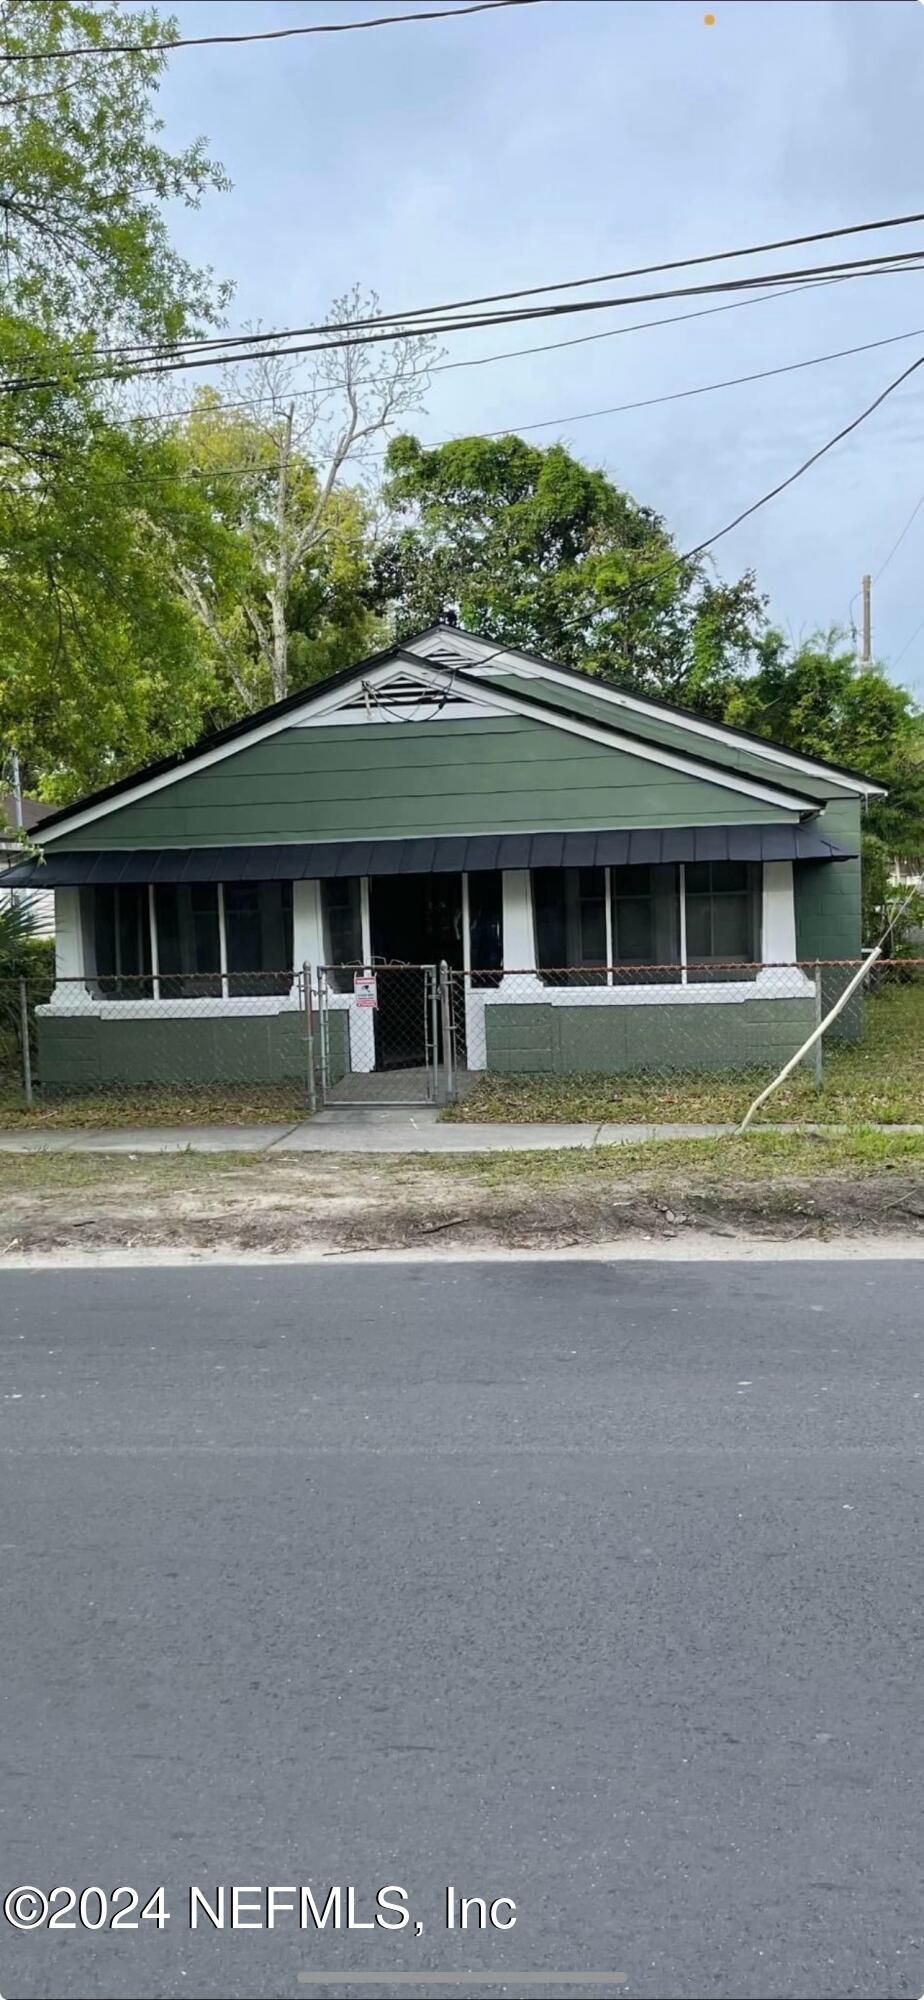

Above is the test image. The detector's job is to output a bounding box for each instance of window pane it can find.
[533,869,567,980]
[712,893,751,959]
[225,881,293,997]
[533,868,605,986]
[578,868,607,970]
[685,861,759,981]
[685,892,713,960]
[155,884,221,997]
[611,863,680,980]
[617,899,654,961]
[467,869,503,989]
[91,886,152,997]
[321,877,363,993]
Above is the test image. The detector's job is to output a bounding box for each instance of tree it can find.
[376,433,767,709]
[727,631,924,857]
[0,409,241,795]
[0,2,228,343]
[0,1,230,798]
[169,302,439,710]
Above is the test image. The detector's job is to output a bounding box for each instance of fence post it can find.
[439,959,455,1105]
[813,961,824,1087]
[302,962,317,1116]
[18,976,33,1108]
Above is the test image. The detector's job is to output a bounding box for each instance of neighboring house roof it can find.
[0,795,53,879]
[21,627,880,856]
[0,794,52,840]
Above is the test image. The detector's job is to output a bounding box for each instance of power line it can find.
[79,209,924,363]
[873,488,924,583]
[5,248,924,393]
[892,609,924,668]
[122,272,880,428]
[132,322,924,485]
[684,346,924,560]
[567,343,924,612]
[0,0,547,63]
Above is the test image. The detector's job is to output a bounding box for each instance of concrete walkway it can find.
[0,1108,921,1155]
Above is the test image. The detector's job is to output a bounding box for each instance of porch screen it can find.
[321,877,363,993]
[532,862,760,983]
[467,869,503,987]
[685,861,759,980]
[90,885,153,997]
[85,882,293,998]
[610,865,680,983]
[533,868,608,985]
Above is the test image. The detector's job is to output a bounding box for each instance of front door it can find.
[369,873,463,1070]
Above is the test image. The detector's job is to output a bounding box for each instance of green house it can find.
[0,626,882,1094]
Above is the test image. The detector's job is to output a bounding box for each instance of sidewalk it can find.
[1,1108,922,1154]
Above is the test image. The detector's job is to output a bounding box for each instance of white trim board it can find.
[402,628,884,800]
[38,655,817,844]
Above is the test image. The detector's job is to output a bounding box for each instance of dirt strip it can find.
[4,1160,924,1257]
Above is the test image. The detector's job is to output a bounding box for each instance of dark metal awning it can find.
[0,822,855,890]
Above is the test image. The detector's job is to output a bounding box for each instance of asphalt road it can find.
[0,1259,920,2000]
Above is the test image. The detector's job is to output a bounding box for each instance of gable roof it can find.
[402,625,887,797]
[32,645,822,850]
[27,624,876,849]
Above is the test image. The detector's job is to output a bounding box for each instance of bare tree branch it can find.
[167,287,439,706]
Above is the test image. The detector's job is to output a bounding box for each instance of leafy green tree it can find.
[377,433,767,709]
[0,1,230,798]
[726,632,924,856]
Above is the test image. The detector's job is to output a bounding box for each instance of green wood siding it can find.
[55,715,800,851]
[488,673,861,803]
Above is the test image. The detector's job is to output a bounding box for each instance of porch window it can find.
[610,865,681,984]
[321,876,363,993]
[92,885,153,997]
[685,862,759,980]
[533,868,607,986]
[85,881,294,1000]
[531,862,761,984]
[155,884,222,997]
[224,881,292,996]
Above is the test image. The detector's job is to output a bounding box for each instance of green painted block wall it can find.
[794,801,864,1040]
[35,1007,348,1093]
[484,996,817,1076]
[54,716,800,851]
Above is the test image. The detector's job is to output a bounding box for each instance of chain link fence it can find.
[0,959,921,1126]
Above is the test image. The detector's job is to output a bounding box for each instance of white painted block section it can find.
[501,870,536,973]
[762,860,798,963]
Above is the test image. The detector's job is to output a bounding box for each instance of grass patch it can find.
[0,1127,922,1202]
[0,1080,309,1130]
[433,1127,924,1189]
[445,978,924,1128]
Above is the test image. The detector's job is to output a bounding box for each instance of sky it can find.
[150,0,924,693]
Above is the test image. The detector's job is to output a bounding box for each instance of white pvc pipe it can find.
[738,947,881,1132]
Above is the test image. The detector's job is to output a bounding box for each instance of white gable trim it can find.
[402,628,884,799]
[38,649,816,846]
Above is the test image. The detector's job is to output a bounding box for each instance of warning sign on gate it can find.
[353,971,378,1009]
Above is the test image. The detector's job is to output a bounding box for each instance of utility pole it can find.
[9,747,24,830]
[860,573,872,665]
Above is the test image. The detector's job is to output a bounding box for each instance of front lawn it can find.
[445,976,924,1127]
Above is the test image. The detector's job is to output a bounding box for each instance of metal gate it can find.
[314,963,448,1106]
